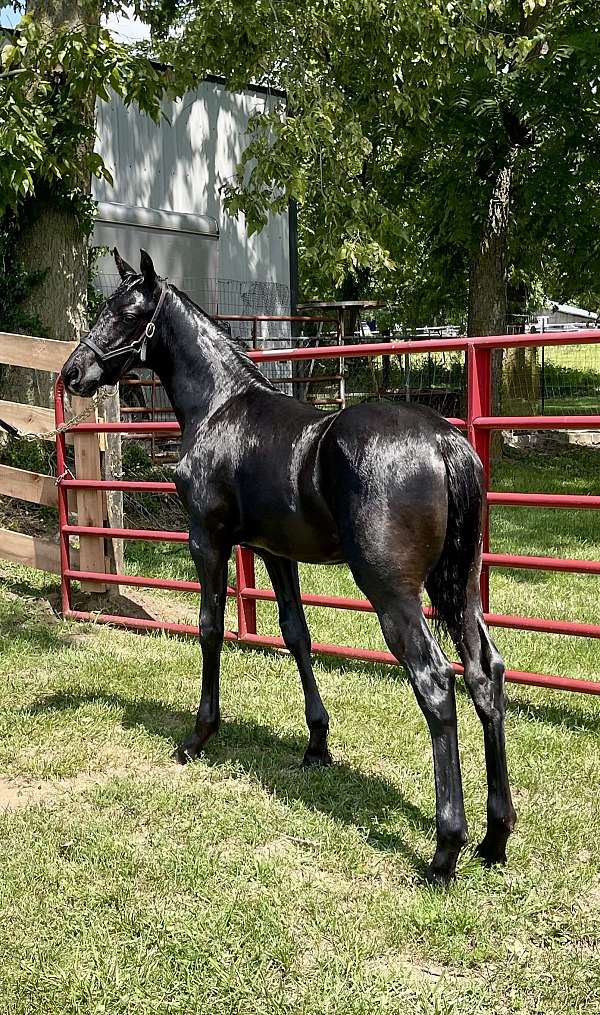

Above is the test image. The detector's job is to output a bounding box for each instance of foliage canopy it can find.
[2,1,599,319]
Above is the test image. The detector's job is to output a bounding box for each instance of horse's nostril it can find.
[63,364,81,389]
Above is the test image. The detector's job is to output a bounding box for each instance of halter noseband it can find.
[80,280,168,365]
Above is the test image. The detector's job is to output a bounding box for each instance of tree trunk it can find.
[0,0,99,407]
[8,199,90,406]
[467,162,512,339]
[503,345,539,414]
[504,267,538,412]
[468,160,513,458]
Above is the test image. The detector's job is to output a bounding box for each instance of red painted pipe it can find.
[488,492,600,509]
[62,479,177,493]
[484,552,600,574]
[67,421,181,433]
[64,568,236,597]
[475,415,600,430]
[484,612,600,639]
[63,524,188,542]
[239,586,600,638]
[242,329,600,365]
[57,484,600,512]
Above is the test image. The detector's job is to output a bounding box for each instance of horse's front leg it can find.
[174,523,231,764]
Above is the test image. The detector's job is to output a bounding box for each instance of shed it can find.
[92,75,295,329]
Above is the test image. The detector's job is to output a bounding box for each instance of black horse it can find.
[61,250,516,884]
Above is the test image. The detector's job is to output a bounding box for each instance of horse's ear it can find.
[140,249,157,288]
[113,248,136,279]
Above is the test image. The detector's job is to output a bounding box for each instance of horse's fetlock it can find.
[443,822,468,851]
[488,800,517,833]
[307,709,329,731]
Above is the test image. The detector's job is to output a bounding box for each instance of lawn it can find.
[0,447,599,1014]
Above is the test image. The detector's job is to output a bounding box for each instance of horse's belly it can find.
[240,511,343,564]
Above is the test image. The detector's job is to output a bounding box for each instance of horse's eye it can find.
[123,312,137,322]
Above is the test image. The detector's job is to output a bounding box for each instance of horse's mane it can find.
[166,281,277,391]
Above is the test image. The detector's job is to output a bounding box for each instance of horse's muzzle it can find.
[61,344,103,396]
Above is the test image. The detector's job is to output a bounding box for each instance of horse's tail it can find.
[426,427,484,641]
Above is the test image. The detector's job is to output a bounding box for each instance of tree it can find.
[139,0,599,339]
[0,2,163,401]
[3,0,598,389]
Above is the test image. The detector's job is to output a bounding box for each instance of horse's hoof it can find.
[172,744,196,765]
[424,865,454,888]
[475,838,507,867]
[172,734,203,765]
[301,749,333,769]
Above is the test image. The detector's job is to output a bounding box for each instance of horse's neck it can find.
[149,291,268,429]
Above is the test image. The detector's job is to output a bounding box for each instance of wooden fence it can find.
[0,332,109,591]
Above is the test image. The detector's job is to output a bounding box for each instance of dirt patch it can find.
[112,588,198,627]
[0,761,174,813]
[70,586,198,627]
[0,566,198,633]
[256,835,320,858]
[364,950,489,985]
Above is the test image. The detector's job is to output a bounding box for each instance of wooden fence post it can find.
[71,394,107,593]
[101,385,124,595]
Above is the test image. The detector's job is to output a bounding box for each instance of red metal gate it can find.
[55,329,600,694]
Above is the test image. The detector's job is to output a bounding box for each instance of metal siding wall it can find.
[92,81,290,293]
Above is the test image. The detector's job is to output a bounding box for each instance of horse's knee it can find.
[199,619,224,653]
[280,614,309,656]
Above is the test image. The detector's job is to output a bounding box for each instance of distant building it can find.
[529,302,599,332]
[92,76,296,322]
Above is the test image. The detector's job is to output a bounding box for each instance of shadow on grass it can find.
[0,577,61,602]
[503,693,600,733]
[26,688,430,871]
[4,591,599,738]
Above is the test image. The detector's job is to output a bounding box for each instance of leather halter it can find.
[80,281,168,365]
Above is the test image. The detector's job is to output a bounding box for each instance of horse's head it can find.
[61,248,166,396]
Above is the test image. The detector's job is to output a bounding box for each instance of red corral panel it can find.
[55,328,600,694]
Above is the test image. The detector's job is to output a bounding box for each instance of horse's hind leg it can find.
[456,567,516,864]
[353,567,468,884]
[262,553,332,767]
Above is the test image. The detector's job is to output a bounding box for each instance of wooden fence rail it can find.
[0,331,106,588]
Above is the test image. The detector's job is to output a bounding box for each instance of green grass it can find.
[0,447,599,1014]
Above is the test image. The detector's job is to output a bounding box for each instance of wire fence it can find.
[92,275,600,440]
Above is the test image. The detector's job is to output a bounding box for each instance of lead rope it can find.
[0,387,116,443]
